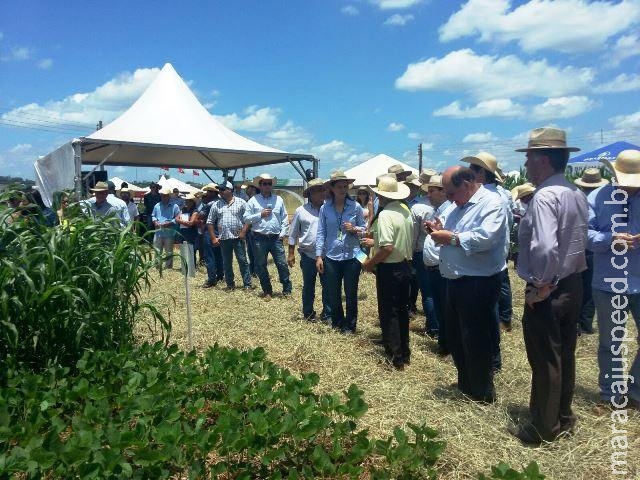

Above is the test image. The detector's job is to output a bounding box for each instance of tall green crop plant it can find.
[0,198,169,377]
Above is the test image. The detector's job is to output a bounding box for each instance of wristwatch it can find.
[450,233,459,246]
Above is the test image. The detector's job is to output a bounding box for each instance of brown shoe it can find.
[500,322,512,332]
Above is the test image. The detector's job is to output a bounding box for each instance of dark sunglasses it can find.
[261,182,273,186]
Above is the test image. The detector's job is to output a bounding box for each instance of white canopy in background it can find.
[344,154,418,186]
[109,177,145,191]
[81,63,314,170]
[157,175,199,194]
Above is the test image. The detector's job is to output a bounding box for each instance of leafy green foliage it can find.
[0,202,169,377]
[477,461,545,480]
[1,343,445,478]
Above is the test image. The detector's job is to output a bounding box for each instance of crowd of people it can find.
[5,126,639,447]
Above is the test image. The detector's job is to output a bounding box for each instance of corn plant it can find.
[0,198,169,377]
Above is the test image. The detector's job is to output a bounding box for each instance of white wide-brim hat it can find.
[371,175,410,200]
[601,149,640,188]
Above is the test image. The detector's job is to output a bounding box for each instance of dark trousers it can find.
[425,267,448,352]
[376,261,412,366]
[446,273,501,402]
[253,233,292,295]
[300,253,330,320]
[246,230,256,275]
[220,238,252,287]
[578,251,595,333]
[413,252,438,334]
[323,257,361,333]
[498,267,513,324]
[203,233,223,283]
[408,265,419,312]
[522,273,581,440]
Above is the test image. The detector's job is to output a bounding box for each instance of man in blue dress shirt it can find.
[243,173,292,299]
[430,166,508,404]
[588,149,640,413]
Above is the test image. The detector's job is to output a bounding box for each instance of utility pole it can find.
[96,120,103,130]
[418,143,423,173]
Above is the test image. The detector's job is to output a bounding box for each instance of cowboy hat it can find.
[515,127,580,152]
[159,187,173,196]
[325,170,355,186]
[420,174,443,192]
[460,151,504,182]
[201,183,219,192]
[418,168,437,184]
[404,173,422,188]
[184,193,198,201]
[511,183,536,201]
[253,173,278,186]
[372,175,410,200]
[573,168,609,188]
[90,181,109,193]
[303,178,325,197]
[601,149,640,188]
[387,163,412,180]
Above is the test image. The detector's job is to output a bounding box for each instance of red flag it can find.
[192,170,200,176]
[178,167,185,174]
[161,166,169,171]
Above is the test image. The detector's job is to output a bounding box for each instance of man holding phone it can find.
[243,173,292,300]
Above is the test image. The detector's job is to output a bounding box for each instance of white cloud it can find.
[1,67,160,128]
[37,58,53,70]
[609,34,640,66]
[407,132,421,140]
[1,46,32,62]
[216,105,281,132]
[433,99,525,118]
[595,73,640,93]
[387,122,405,131]
[439,0,640,54]
[384,13,414,25]
[395,49,593,100]
[210,89,221,97]
[370,0,422,9]
[531,96,594,120]
[462,132,497,143]
[265,120,313,149]
[341,5,359,15]
[309,140,372,169]
[114,166,127,173]
[10,143,32,153]
[610,110,640,129]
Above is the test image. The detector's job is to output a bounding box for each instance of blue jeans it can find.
[412,252,438,334]
[246,230,256,275]
[203,233,222,283]
[300,253,330,320]
[593,288,640,402]
[323,257,361,333]
[220,238,252,287]
[253,234,292,295]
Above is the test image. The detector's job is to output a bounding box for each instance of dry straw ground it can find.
[140,258,639,480]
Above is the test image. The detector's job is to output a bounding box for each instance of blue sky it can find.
[1,0,639,183]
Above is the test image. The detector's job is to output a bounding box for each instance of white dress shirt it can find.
[288,202,321,259]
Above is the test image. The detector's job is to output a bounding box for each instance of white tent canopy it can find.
[81,63,314,170]
[109,176,145,191]
[344,154,418,186]
[157,175,199,194]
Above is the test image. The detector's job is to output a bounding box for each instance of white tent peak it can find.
[85,63,284,156]
[344,154,418,186]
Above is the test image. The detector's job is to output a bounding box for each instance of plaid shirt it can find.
[206,196,247,240]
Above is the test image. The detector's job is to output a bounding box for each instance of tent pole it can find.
[289,159,305,180]
[73,140,82,200]
[313,158,319,180]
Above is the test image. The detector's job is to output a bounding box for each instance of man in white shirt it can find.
[287,179,329,321]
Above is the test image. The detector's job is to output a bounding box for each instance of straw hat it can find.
[418,168,437,184]
[253,173,277,186]
[511,183,536,201]
[460,151,504,182]
[515,127,580,152]
[420,174,443,192]
[119,188,130,194]
[387,163,412,180]
[371,175,410,200]
[404,173,422,188]
[90,181,109,192]
[184,193,198,201]
[573,168,609,188]
[601,149,640,188]
[159,187,172,196]
[325,170,355,185]
[303,178,325,197]
[201,183,219,192]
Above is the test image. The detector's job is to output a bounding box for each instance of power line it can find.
[0,110,96,129]
[0,118,89,135]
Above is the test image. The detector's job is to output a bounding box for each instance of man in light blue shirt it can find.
[243,173,291,298]
[430,166,507,404]
[588,150,640,412]
[152,188,180,269]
